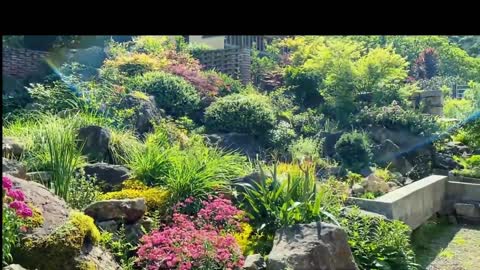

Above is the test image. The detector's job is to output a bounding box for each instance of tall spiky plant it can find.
[44,123,84,201]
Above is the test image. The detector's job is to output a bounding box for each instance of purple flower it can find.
[2,176,13,190]
[9,201,32,218]
[7,189,25,201]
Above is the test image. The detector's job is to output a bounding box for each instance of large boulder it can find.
[77,126,111,162]
[8,175,69,237]
[3,158,27,180]
[361,174,390,195]
[117,93,162,135]
[204,133,263,160]
[3,265,27,270]
[6,175,120,270]
[244,254,266,270]
[83,163,130,192]
[2,137,24,159]
[84,198,146,223]
[267,222,358,270]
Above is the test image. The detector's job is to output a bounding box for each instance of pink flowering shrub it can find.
[3,176,33,264]
[137,196,246,269]
[3,176,32,218]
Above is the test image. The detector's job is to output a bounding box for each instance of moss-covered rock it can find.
[7,176,121,270]
[14,211,110,270]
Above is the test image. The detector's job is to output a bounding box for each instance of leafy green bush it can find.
[443,97,474,119]
[335,131,372,173]
[288,137,322,163]
[453,155,480,178]
[67,173,102,210]
[267,121,297,154]
[355,103,439,136]
[26,82,82,113]
[132,71,200,117]
[340,207,418,270]
[291,109,325,137]
[204,93,276,136]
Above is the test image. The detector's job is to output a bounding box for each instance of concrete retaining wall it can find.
[348,175,448,229]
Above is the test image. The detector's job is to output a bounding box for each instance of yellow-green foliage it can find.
[15,211,101,270]
[78,260,97,270]
[24,203,44,229]
[233,222,254,255]
[131,90,150,101]
[98,180,169,212]
[317,177,350,215]
[374,167,394,182]
[346,172,363,187]
[104,53,168,76]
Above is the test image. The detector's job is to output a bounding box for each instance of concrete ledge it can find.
[446,181,480,202]
[348,175,448,229]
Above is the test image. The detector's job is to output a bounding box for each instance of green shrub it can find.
[355,103,439,136]
[267,121,297,154]
[453,155,480,178]
[132,71,200,117]
[340,207,418,270]
[26,82,82,113]
[335,131,372,173]
[204,93,276,136]
[443,97,474,119]
[209,71,243,96]
[67,173,102,210]
[288,137,322,163]
[291,109,325,137]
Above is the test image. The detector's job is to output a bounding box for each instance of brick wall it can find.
[2,48,51,79]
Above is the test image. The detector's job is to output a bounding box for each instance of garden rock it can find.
[3,158,27,179]
[75,246,121,270]
[96,220,119,232]
[3,265,27,270]
[26,171,53,183]
[2,137,24,159]
[243,254,266,270]
[204,133,263,160]
[84,198,146,223]
[118,93,161,135]
[7,174,69,237]
[362,174,389,194]
[352,183,365,196]
[373,139,400,164]
[77,126,111,162]
[404,178,414,185]
[267,222,358,270]
[391,156,414,176]
[83,163,130,192]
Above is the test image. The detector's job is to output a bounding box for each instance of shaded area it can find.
[412,217,480,270]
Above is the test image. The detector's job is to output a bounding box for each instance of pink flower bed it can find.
[137,196,245,270]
